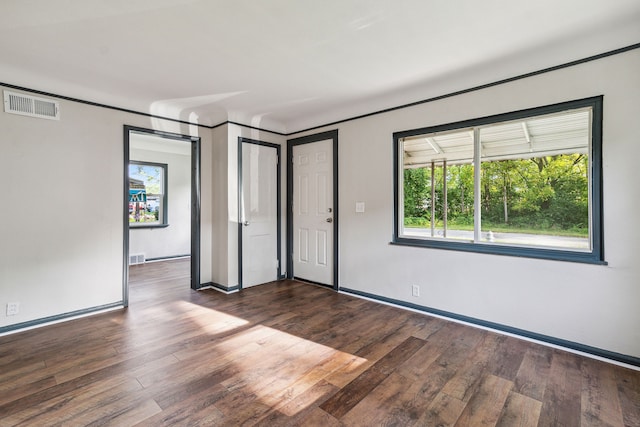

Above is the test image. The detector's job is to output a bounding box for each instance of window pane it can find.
[130,164,163,194]
[401,129,474,241]
[129,162,166,226]
[478,109,590,250]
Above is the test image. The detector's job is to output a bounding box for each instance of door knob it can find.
[326,218,333,223]
[243,221,250,226]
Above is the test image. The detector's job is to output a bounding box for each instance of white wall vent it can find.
[129,254,146,265]
[3,90,60,120]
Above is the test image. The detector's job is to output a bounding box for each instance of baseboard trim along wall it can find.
[340,287,640,369]
[0,302,123,336]
[200,281,240,294]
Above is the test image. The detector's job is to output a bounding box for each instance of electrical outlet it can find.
[411,285,420,297]
[6,302,20,316]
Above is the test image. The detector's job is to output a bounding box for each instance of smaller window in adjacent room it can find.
[393,96,604,263]
[128,161,168,227]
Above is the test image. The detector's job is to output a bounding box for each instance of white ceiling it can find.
[1,1,639,134]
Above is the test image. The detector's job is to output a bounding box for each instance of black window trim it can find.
[392,96,605,265]
[129,159,169,229]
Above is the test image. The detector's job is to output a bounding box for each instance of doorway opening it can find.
[123,126,201,305]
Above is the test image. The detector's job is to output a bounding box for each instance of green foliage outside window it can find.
[404,153,588,237]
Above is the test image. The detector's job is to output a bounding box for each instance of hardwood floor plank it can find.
[395,322,482,382]
[319,336,426,419]
[365,326,491,423]
[484,335,530,381]
[0,360,46,386]
[420,390,467,426]
[74,396,161,427]
[254,379,340,425]
[52,346,122,384]
[292,406,342,427]
[0,375,57,407]
[206,390,272,426]
[344,313,446,369]
[441,333,503,403]
[149,360,241,410]
[339,371,428,426]
[133,383,229,426]
[223,339,336,408]
[615,365,640,427]
[537,350,583,427]
[169,324,278,363]
[85,398,162,427]
[404,313,449,341]
[1,376,143,426]
[0,259,637,426]
[341,305,418,355]
[261,349,359,412]
[580,358,625,427]
[514,345,553,401]
[495,391,542,427]
[0,360,60,407]
[0,340,175,419]
[321,352,373,389]
[453,374,513,427]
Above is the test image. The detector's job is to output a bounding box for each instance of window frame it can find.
[128,160,169,229]
[392,96,604,264]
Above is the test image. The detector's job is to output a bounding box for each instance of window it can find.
[128,161,168,227]
[393,97,604,263]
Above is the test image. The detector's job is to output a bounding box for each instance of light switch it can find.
[355,202,365,213]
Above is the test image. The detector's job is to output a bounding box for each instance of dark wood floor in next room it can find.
[0,258,638,426]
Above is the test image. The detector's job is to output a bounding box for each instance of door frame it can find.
[237,137,282,290]
[287,130,339,290]
[123,125,201,306]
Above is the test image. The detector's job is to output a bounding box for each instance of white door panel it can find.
[293,139,333,285]
[241,142,278,287]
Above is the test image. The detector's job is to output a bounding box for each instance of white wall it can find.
[129,144,191,259]
[290,49,640,358]
[210,124,229,287]
[0,95,122,327]
[0,88,212,328]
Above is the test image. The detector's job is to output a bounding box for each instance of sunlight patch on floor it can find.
[175,301,249,334]
[169,300,369,417]
[215,324,368,416]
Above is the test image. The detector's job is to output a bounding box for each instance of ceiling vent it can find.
[3,90,60,120]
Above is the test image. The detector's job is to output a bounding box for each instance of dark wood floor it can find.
[0,259,638,426]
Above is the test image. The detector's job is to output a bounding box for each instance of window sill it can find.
[390,238,607,265]
[129,224,169,229]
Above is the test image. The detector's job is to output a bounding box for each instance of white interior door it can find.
[293,139,333,285]
[241,142,278,288]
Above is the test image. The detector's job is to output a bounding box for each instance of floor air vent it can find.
[4,90,60,120]
[129,254,145,265]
